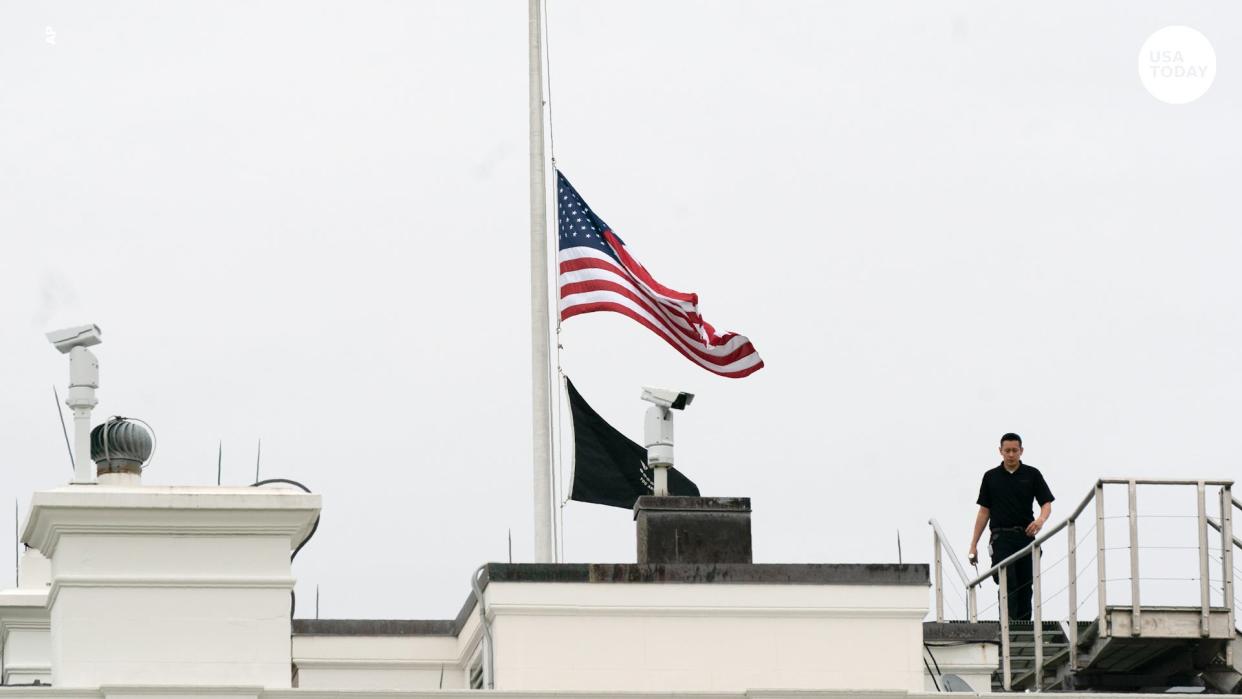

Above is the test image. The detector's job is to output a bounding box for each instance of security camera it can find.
[640,387,694,411]
[640,387,695,495]
[46,323,103,484]
[46,324,102,354]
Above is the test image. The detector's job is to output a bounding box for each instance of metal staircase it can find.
[931,478,1241,692]
[997,621,1073,691]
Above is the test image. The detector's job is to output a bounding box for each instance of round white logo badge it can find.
[1139,26,1216,105]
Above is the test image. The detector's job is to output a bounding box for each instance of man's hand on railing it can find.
[1025,502,1053,537]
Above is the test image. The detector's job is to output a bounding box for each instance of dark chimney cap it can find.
[634,496,752,564]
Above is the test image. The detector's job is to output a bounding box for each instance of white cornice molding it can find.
[0,617,51,647]
[47,575,296,607]
[99,686,263,696]
[97,686,263,699]
[485,603,928,620]
[293,659,461,671]
[0,603,51,646]
[22,488,320,556]
[0,688,97,698]
[3,662,52,673]
[0,589,49,604]
[295,622,484,670]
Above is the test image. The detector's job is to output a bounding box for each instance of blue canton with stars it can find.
[557,171,624,262]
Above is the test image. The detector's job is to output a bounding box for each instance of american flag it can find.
[556,171,764,378]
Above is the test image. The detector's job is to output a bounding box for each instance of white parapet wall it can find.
[484,577,928,692]
[0,550,53,685]
[21,484,320,689]
[291,611,485,691]
[289,563,929,694]
[293,634,466,690]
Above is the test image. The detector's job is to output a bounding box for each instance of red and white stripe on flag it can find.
[558,230,764,378]
[555,170,763,378]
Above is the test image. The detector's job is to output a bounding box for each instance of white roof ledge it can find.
[22,485,321,557]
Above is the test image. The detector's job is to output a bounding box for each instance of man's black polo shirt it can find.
[977,463,1054,530]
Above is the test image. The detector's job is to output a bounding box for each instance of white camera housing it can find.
[46,324,102,354]
[47,323,103,484]
[640,387,695,495]
[640,387,694,411]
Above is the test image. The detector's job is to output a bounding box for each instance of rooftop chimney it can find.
[23,485,320,688]
[633,496,752,564]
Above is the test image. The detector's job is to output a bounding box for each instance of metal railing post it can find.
[927,519,974,622]
[1068,517,1078,670]
[1000,565,1011,691]
[1221,485,1234,660]
[968,585,977,623]
[1033,542,1043,691]
[1198,481,1211,637]
[934,528,944,622]
[1128,480,1141,636]
[1095,482,1108,637]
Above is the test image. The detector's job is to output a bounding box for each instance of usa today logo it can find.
[1139,26,1216,105]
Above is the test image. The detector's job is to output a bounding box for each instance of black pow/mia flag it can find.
[566,377,699,509]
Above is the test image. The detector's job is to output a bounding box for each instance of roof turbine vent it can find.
[91,416,155,485]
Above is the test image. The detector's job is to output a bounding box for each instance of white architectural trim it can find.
[0,603,50,647]
[486,603,927,620]
[22,487,319,556]
[28,521,315,557]
[292,659,458,671]
[46,576,295,607]
[99,686,263,697]
[2,660,53,685]
[292,620,485,671]
[0,690,98,698]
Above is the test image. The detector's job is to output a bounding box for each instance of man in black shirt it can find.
[967,433,1054,621]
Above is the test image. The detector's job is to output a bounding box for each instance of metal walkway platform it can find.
[928,478,1242,692]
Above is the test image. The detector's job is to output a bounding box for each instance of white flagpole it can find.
[529,0,554,563]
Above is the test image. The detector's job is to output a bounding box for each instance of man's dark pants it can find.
[991,529,1034,621]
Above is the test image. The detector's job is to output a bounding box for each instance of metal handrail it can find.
[1099,477,1233,486]
[967,482,1100,588]
[929,518,971,585]
[967,514,1067,589]
[932,477,1236,693]
[929,517,974,622]
[1207,516,1242,549]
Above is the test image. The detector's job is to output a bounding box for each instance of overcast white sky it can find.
[2,1,1240,620]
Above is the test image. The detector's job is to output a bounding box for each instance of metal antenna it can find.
[52,386,74,472]
[254,438,262,482]
[216,440,223,485]
[508,529,513,564]
[315,584,320,619]
[896,529,903,565]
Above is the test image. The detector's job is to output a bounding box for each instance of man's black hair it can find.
[1000,432,1023,446]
